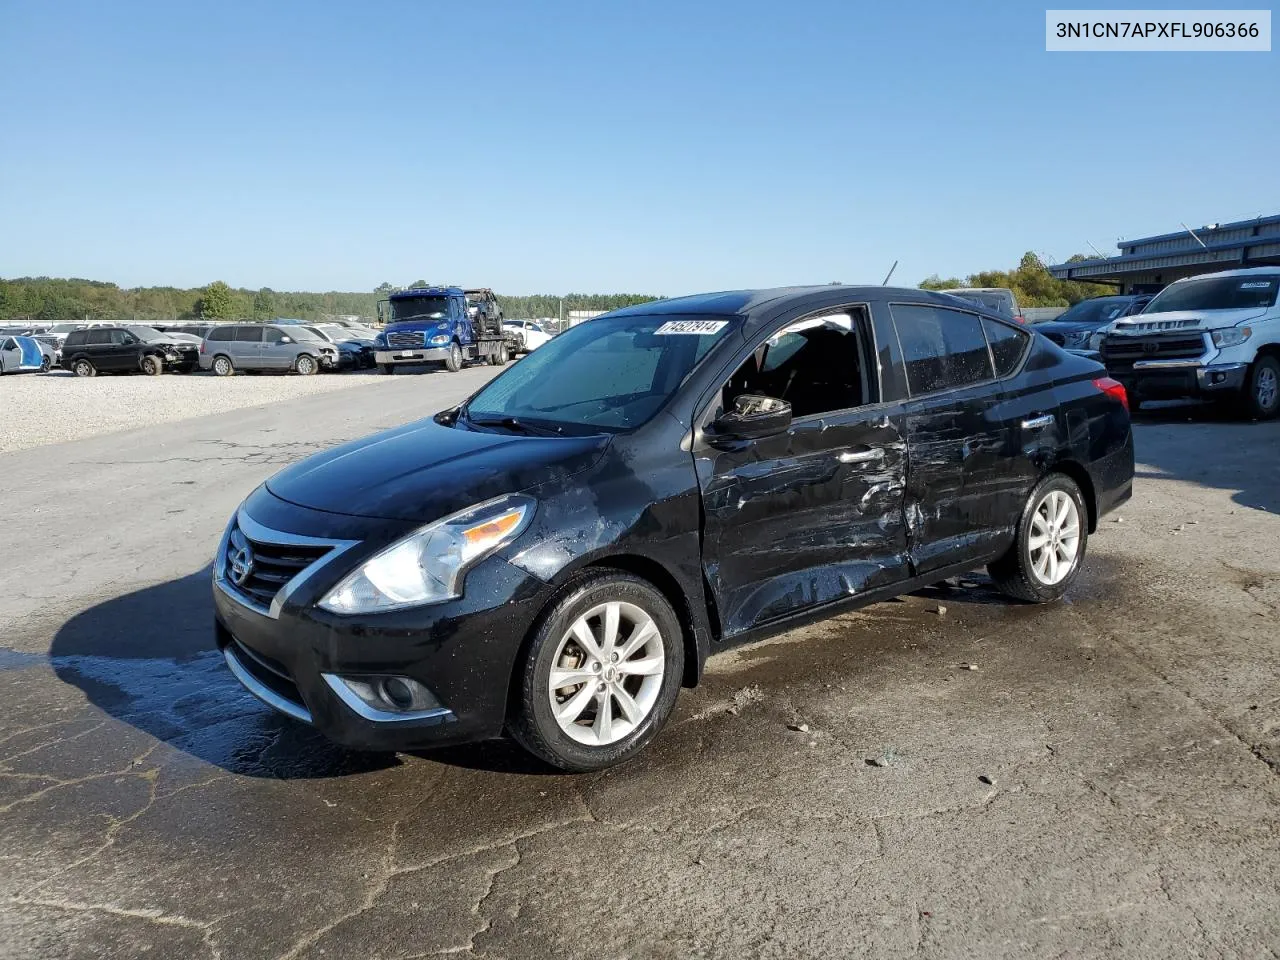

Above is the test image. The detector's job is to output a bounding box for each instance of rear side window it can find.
[206,327,232,341]
[87,330,112,345]
[983,318,1029,376]
[235,326,263,343]
[890,304,994,395]
[65,331,87,346]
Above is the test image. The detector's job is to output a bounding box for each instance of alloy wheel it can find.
[547,601,665,746]
[1257,366,1278,412]
[1028,489,1081,586]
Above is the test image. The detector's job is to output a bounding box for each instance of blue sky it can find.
[1,0,1276,294]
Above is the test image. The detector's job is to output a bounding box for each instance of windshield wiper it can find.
[465,414,561,436]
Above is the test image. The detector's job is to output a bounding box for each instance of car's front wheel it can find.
[509,572,684,772]
[1242,355,1280,420]
[444,343,463,372]
[295,354,318,376]
[989,473,1088,603]
[141,355,162,376]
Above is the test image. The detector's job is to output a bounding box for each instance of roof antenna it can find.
[1180,222,1209,250]
[1086,241,1106,259]
[881,260,899,285]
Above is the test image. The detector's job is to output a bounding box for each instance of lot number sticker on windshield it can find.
[654,320,728,335]
[1240,281,1274,289]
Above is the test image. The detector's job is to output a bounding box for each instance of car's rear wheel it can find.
[40,356,51,372]
[212,355,234,376]
[509,572,684,772]
[444,343,463,372]
[1242,355,1280,420]
[989,473,1088,603]
[141,355,162,376]
[296,354,318,376]
[73,359,96,378]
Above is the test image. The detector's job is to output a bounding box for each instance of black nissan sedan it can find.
[214,286,1133,771]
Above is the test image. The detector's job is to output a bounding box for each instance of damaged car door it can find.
[879,302,1025,575]
[694,308,910,637]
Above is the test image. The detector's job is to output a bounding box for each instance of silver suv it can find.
[199,324,339,376]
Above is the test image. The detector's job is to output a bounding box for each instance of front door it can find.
[694,308,910,638]
[260,327,291,368]
[883,302,1022,575]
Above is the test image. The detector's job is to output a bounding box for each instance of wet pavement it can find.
[2,384,1279,959]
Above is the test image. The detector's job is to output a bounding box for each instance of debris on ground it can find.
[979,774,995,785]
[936,605,948,616]
[788,722,810,733]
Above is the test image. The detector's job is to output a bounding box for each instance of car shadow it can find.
[1130,399,1280,516]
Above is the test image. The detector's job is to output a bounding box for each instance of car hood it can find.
[1036,319,1100,337]
[266,417,611,523]
[1109,307,1268,334]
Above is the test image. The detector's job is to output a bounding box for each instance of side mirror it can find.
[279,336,293,344]
[709,394,792,442]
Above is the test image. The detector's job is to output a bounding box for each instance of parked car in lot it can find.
[310,324,377,369]
[200,323,340,376]
[214,285,1133,771]
[1100,267,1280,417]
[0,335,53,374]
[1036,295,1152,350]
[940,287,1026,324]
[502,319,553,353]
[60,325,199,376]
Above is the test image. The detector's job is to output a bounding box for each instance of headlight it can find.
[429,334,450,346]
[1210,326,1251,349]
[375,334,387,347]
[318,495,535,614]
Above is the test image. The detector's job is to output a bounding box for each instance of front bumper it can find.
[211,495,553,751]
[375,347,450,365]
[1112,361,1248,401]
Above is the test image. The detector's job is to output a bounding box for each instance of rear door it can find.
[883,302,1025,575]
[695,306,910,637]
[233,325,264,367]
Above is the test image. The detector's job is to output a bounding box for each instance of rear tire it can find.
[509,571,684,772]
[212,355,234,377]
[444,342,463,372]
[496,343,509,365]
[73,358,96,378]
[989,473,1089,604]
[141,355,162,376]
[1241,355,1280,420]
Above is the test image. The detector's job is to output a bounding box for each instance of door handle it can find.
[839,446,885,464]
[1021,414,1055,429]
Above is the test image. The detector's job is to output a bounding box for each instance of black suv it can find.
[60,325,199,377]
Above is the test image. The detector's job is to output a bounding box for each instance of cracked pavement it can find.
[2,376,1279,960]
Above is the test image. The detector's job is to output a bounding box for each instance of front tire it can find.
[379,363,395,375]
[1242,355,1280,420]
[73,359,96,378]
[141,355,162,376]
[444,343,463,372]
[509,572,684,772]
[989,473,1088,603]
[295,354,318,376]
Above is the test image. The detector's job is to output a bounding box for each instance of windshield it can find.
[466,313,737,433]
[126,325,167,342]
[390,296,450,323]
[942,290,1013,315]
[49,324,81,333]
[1145,275,1280,313]
[1054,298,1132,326]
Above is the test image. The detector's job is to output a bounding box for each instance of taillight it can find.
[200,342,206,354]
[1093,376,1128,412]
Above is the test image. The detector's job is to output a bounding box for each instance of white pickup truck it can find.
[1099,267,1280,418]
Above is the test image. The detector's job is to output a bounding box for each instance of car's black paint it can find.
[215,285,1133,753]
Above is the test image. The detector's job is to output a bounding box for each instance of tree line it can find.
[920,252,1114,307]
[0,277,664,325]
[1,254,1110,326]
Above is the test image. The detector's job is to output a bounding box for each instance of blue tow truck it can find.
[374,286,517,374]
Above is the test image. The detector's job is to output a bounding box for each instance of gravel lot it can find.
[1,370,436,453]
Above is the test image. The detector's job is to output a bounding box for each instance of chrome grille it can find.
[1101,333,1207,370]
[223,522,333,611]
[387,330,425,349]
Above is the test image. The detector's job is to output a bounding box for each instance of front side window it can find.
[109,330,132,345]
[890,304,994,395]
[720,310,869,420]
[262,327,286,343]
[466,313,735,433]
[1145,275,1280,313]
